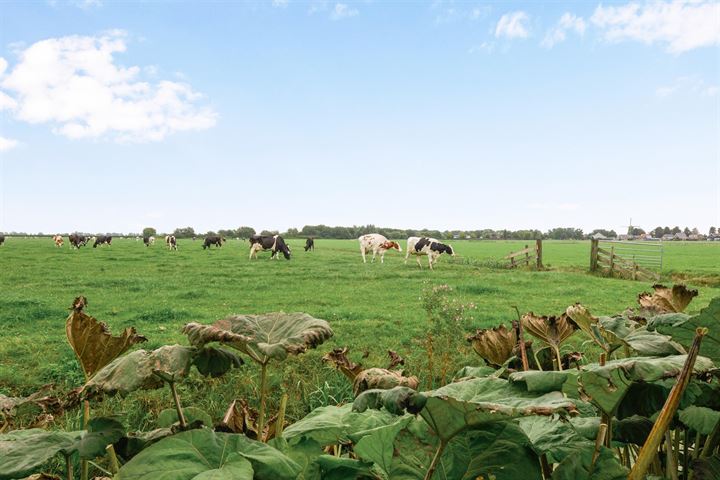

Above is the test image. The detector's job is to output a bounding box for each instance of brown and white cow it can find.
[358,234,401,264]
[405,236,455,270]
[53,235,64,248]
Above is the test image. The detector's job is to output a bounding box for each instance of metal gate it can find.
[590,239,663,281]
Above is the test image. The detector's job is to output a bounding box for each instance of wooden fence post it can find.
[609,246,615,275]
[590,239,598,271]
[524,245,529,266]
[536,239,543,269]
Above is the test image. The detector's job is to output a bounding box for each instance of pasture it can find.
[1,237,719,430]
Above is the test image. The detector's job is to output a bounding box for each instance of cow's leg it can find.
[416,256,422,269]
[428,256,434,270]
[361,247,366,263]
[371,249,377,263]
[380,251,385,264]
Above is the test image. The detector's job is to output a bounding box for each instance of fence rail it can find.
[504,239,543,269]
[590,239,662,281]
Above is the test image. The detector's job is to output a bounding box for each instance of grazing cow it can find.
[0,234,4,246]
[69,234,88,249]
[304,237,315,252]
[202,235,225,250]
[405,236,455,270]
[93,235,112,248]
[53,235,64,248]
[358,234,402,264]
[249,234,291,260]
[143,235,155,247]
[167,235,177,251]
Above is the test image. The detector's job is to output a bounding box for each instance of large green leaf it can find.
[282,404,400,447]
[84,345,195,396]
[647,298,720,364]
[509,370,571,394]
[351,416,414,474]
[0,429,80,480]
[383,419,542,480]
[313,456,376,480]
[421,377,579,441]
[574,355,714,414]
[0,417,125,479]
[679,406,720,435]
[182,313,333,364]
[613,415,654,445]
[551,446,628,480]
[352,387,427,416]
[517,416,595,463]
[116,429,300,480]
[192,346,243,378]
[157,407,213,428]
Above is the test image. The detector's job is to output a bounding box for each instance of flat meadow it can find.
[1,237,719,430]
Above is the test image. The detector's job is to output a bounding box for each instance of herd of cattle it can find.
[1,233,456,268]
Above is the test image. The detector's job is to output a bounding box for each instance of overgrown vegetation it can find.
[1,282,719,479]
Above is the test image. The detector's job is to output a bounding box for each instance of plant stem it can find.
[65,453,74,480]
[275,393,288,440]
[701,417,720,458]
[539,454,552,479]
[666,429,679,480]
[169,381,187,429]
[106,444,121,474]
[258,362,268,442]
[553,346,563,371]
[592,423,608,467]
[424,440,447,480]
[628,328,707,480]
[81,400,90,480]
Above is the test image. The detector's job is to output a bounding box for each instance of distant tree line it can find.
[3,225,716,240]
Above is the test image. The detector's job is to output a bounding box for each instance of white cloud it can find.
[591,0,720,54]
[0,31,216,143]
[330,3,358,20]
[541,13,586,48]
[495,11,530,39]
[0,136,19,152]
[656,76,719,97]
[272,0,289,7]
[468,42,495,54]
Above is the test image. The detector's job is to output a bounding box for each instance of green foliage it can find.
[0,417,124,479]
[141,227,156,237]
[156,407,212,428]
[117,429,300,480]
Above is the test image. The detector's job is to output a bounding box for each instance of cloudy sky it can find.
[0,0,718,234]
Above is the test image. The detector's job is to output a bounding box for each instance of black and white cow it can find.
[249,235,291,260]
[143,235,155,247]
[304,237,315,252]
[0,234,4,246]
[93,235,112,248]
[69,233,88,249]
[166,235,177,251]
[203,235,225,249]
[405,236,455,270]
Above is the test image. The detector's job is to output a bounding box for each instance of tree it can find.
[142,227,157,237]
[683,227,691,236]
[710,226,717,236]
[652,226,664,238]
[671,226,681,234]
[173,227,195,239]
[236,226,256,239]
[260,230,278,236]
[691,227,699,235]
[630,227,645,236]
[663,226,671,235]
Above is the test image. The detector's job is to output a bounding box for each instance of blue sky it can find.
[0,0,718,234]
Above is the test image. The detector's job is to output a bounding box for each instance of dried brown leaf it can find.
[65,298,147,380]
[322,347,363,381]
[217,399,280,442]
[386,350,405,369]
[353,368,419,396]
[521,312,577,349]
[638,284,699,313]
[466,324,518,367]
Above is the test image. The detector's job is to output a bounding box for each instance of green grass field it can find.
[1,237,718,429]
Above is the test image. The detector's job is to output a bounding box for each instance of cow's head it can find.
[382,241,402,252]
[279,243,291,260]
[442,243,455,256]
